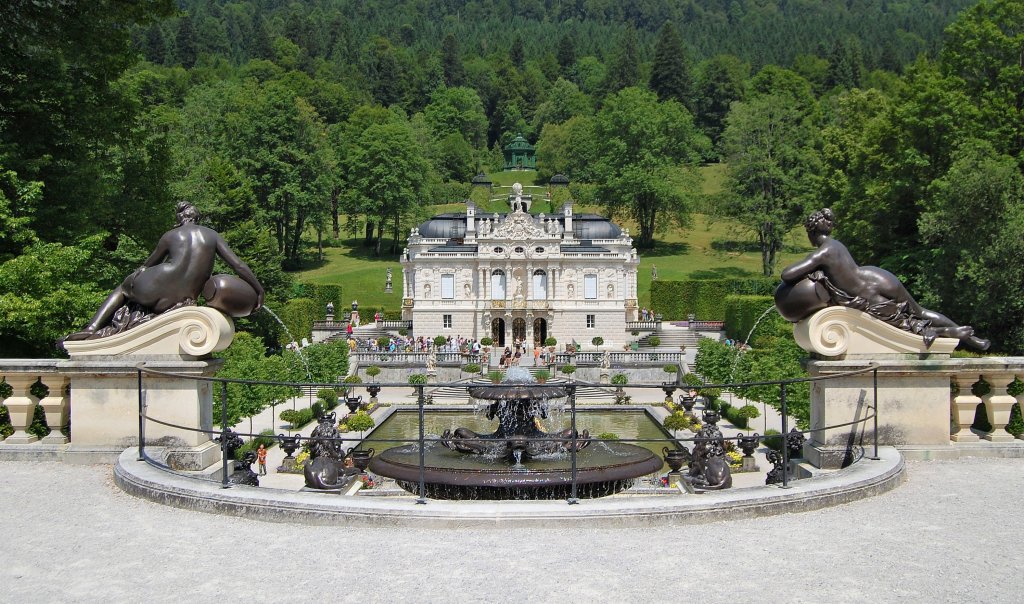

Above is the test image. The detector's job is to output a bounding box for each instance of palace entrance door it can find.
[533,318,547,346]
[491,318,505,346]
[512,318,526,344]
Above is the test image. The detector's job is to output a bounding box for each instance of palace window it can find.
[441,274,455,299]
[584,274,598,299]
[491,269,506,299]
[586,315,595,328]
[532,270,547,299]
[443,314,452,329]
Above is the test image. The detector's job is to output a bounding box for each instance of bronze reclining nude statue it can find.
[774,208,989,351]
[64,201,264,342]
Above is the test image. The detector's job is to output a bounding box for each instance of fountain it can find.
[368,368,663,500]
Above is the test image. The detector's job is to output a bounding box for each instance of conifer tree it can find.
[175,14,198,68]
[441,33,465,87]
[601,27,640,96]
[556,34,576,70]
[649,23,692,110]
[510,35,525,69]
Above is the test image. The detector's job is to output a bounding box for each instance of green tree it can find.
[341,120,430,255]
[215,332,298,431]
[601,27,640,96]
[556,34,576,71]
[175,14,198,68]
[588,88,708,248]
[423,87,488,147]
[940,0,1024,158]
[510,35,526,69]
[440,33,465,87]
[720,94,822,276]
[694,54,749,146]
[530,78,592,133]
[917,140,1024,352]
[649,23,692,110]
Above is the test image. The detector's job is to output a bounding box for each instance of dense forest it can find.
[2,0,1023,356]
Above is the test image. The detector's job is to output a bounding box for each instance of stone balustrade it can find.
[805,357,1024,467]
[551,351,683,367]
[0,360,66,445]
[625,320,660,332]
[350,352,482,367]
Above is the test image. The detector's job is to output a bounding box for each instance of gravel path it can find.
[1,458,1021,603]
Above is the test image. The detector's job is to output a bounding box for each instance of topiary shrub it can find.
[663,412,692,431]
[343,374,363,384]
[365,365,381,380]
[663,364,678,374]
[317,388,338,410]
[480,337,493,346]
[611,374,629,386]
[592,336,604,346]
[544,337,557,347]
[345,411,375,432]
[311,401,324,419]
[559,365,577,377]
[533,369,551,383]
[408,373,428,385]
[647,336,661,347]
[763,428,783,451]
[433,335,447,347]
[398,328,409,336]
[376,336,391,348]
[462,363,481,374]
[280,407,315,429]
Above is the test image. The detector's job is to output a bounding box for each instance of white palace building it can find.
[400,177,640,348]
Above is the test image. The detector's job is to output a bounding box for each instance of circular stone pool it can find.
[369,440,664,500]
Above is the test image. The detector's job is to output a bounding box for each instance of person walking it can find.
[256,443,268,476]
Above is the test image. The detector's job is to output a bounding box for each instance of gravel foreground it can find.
[1,458,1021,603]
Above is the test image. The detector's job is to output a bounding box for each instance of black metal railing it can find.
[134,363,881,501]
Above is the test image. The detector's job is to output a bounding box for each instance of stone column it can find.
[949,374,981,442]
[1,374,40,444]
[39,375,70,444]
[980,373,1017,442]
[526,263,533,301]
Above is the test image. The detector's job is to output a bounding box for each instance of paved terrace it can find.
[1,457,1020,602]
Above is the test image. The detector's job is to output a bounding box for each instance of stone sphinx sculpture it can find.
[775,208,989,351]
[64,201,265,342]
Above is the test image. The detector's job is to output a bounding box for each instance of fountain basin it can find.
[369,442,663,500]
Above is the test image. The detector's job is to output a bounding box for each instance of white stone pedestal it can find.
[63,359,223,469]
[804,359,954,468]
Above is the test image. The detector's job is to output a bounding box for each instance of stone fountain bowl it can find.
[368,441,663,500]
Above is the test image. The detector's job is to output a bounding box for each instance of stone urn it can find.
[278,433,301,459]
[345,395,363,414]
[662,446,689,473]
[366,385,381,405]
[737,432,760,457]
[702,409,720,426]
[678,395,696,414]
[348,447,376,472]
[661,384,676,404]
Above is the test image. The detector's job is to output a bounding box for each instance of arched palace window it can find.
[532,269,547,299]
[491,269,506,299]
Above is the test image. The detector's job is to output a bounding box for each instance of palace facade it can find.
[400,178,639,348]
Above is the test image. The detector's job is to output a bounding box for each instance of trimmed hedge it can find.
[650,278,775,321]
[277,297,320,344]
[723,295,790,347]
[294,283,342,316]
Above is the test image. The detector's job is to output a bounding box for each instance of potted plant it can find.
[533,369,551,384]
[480,337,493,354]
[433,335,447,348]
[365,365,381,382]
[462,363,481,375]
[559,364,577,381]
[487,370,504,384]
[408,373,428,385]
[648,336,661,347]
[544,336,557,352]
[591,336,604,349]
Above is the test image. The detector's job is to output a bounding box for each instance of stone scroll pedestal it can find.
[60,306,234,468]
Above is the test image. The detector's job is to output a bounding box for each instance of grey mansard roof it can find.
[415,212,622,240]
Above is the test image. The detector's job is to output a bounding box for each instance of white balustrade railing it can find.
[0,360,68,445]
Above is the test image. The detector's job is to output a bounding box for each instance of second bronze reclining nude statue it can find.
[64,201,265,342]
[774,208,989,351]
